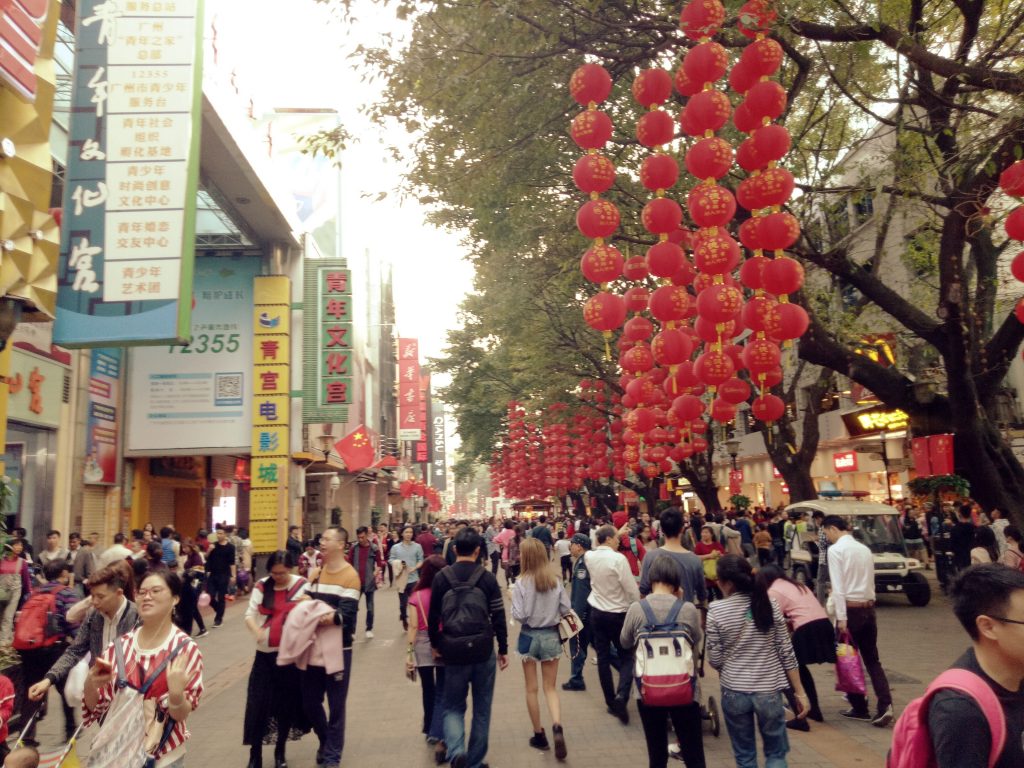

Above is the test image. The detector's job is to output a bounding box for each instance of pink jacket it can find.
[276,599,345,674]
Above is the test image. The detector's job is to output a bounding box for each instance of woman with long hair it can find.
[756,564,835,729]
[176,540,207,637]
[405,555,448,764]
[511,538,571,761]
[970,525,1000,564]
[83,570,204,767]
[242,550,309,768]
[706,555,808,768]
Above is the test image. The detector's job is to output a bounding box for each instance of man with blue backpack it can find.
[888,564,1024,767]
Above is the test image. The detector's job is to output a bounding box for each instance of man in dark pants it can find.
[824,515,894,727]
[206,527,236,627]
[562,533,592,691]
[346,526,382,639]
[584,524,641,724]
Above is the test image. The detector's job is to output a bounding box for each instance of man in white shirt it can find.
[584,524,641,725]
[99,532,133,566]
[824,515,893,727]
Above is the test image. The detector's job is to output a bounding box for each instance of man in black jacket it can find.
[428,529,508,768]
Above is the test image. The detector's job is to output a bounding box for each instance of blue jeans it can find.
[720,688,789,768]
[443,653,497,768]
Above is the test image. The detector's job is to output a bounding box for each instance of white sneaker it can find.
[366,630,374,639]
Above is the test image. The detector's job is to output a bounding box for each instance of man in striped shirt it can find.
[304,526,361,768]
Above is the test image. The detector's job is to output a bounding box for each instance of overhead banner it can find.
[251,275,291,553]
[431,404,447,491]
[397,338,422,441]
[54,0,205,346]
[126,257,258,453]
[302,260,352,423]
[83,348,121,485]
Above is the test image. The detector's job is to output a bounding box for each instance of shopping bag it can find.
[835,631,866,695]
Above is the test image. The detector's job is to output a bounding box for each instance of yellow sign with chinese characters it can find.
[251,276,290,552]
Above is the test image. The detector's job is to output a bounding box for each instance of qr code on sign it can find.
[215,372,243,407]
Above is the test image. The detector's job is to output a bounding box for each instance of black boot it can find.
[247,746,262,768]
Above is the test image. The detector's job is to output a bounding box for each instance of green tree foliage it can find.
[332,0,1024,521]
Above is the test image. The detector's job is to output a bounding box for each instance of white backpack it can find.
[633,598,696,708]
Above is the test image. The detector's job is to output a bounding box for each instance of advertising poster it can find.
[84,348,122,484]
[126,257,259,453]
[397,338,422,441]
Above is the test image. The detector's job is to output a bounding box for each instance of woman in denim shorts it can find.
[511,538,572,761]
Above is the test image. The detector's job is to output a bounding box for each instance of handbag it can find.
[557,609,583,644]
[702,556,718,581]
[834,630,867,695]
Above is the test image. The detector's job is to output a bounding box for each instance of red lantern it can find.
[573,153,616,194]
[646,241,686,278]
[1011,251,1024,282]
[687,184,737,228]
[637,109,676,147]
[740,254,770,289]
[580,243,624,284]
[696,283,743,323]
[737,167,795,211]
[570,63,613,105]
[691,436,709,453]
[728,59,759,95]
[632,68,673,106]
[670,259,698,286]
[742,294,779,332]
[732,101,759,134]
[674,65,702,97]
[740,37,783,77]
[1007,206,1024,241]
[759,212,801,251]
[625,286,652,313]
[693,228,741,275]
[641,154,680,191]
[743,337,782,374]
[751,393,785,422]
[583,291,627,331]
[1000,161,1024,197]
[577,199,621,239]
[642,197,684,234]
[763,256,805,295]
[685,137,734,180]
[623,255,649,281]
[648,284,692,322]
[627,406,657,433]
[759,367,784,388]
[695,349,735,386]
[737,0,778,38]
[695,316,735,343]
[681,90,732,136]
[623,314,654,342]
[775,303,809,340]
[752,124,791,162]
[570,110,613,149]
[683,41,728,84]
[736,138,765,172]
[710,397,737,422]
[672,394,705,421]
[652,327,694,366]
[738,217,764,250]
[680,0,725,40]
[622,344,655,374]
[744,80,787,122]
[718,377,751,404]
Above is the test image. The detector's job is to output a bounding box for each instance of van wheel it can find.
[905,572,931,607]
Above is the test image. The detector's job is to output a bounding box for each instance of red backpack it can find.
[13,586,63,651]
[888,669,1006,768]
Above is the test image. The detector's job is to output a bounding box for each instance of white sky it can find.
[215,0,474,361]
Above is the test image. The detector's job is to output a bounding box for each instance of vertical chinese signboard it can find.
[251,276,290,553]
[302,260,352,423]
[397,338,422,441]
[54,0,204,346]
[83,348,121,485]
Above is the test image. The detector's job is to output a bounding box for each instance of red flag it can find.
[911,437,932,478]
[334,425,376,472]
[928,433,955,475]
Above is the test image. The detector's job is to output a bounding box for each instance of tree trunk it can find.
[952,414,1024,528]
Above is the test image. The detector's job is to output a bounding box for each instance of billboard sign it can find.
[302,260,352,423]
[83,348,121,485]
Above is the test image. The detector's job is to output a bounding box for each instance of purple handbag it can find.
[834,630,866,695]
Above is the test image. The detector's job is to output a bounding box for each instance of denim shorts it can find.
[517,626,562,662]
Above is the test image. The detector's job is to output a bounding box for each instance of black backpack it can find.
[439,566,493,664]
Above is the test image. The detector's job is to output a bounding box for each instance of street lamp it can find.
[725,437,741,471]
[880,430,894,505]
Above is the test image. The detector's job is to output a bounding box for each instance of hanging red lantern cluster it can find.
[999,160,1024,330]
[572,63,628,355]
[490,402,549,500]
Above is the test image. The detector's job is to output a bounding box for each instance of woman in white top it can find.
[511,538,571,761]
[970,526,1000,564]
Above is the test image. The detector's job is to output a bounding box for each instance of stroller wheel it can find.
[707,695,721,737]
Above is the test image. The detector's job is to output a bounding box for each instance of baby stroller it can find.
[695,625,722,737]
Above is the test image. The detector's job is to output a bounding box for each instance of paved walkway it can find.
[31,569,966,767]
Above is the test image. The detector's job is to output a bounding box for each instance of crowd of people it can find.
[0,498,1021,768]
